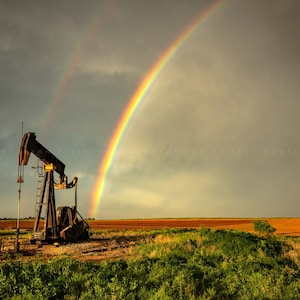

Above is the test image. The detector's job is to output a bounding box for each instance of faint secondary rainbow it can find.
[41,0,116,138]
[91,0,225,217]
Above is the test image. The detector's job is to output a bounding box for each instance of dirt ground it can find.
[1,218,300,262]
[0,235,146,262]
[2,218,300,235]
[87,218,300,235]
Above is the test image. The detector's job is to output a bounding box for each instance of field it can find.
[88,218,300,236]
[1,218,300,262]
[1,218,300,235]
[1,219,300,299]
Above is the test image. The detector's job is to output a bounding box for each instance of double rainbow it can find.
[90,0,225,217]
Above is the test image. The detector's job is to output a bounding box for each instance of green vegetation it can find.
[0,230,28,236]
[1,228,300,299]
[253,219,276,237]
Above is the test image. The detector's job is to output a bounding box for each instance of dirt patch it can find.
[87,218,253,231]
[0,234,147,262]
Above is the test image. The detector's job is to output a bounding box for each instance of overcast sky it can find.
[1,0,300,219]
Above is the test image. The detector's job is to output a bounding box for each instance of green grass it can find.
[0,229,29,236]
[1,228,300,299]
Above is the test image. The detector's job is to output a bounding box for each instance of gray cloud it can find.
[1,0,300,218]
[99,0,300,218]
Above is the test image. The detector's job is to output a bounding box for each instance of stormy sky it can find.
[1,0,300,219]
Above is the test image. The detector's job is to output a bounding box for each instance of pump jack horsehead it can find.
[18,132,89,243]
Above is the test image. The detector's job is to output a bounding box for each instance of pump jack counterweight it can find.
[18,132,89,243]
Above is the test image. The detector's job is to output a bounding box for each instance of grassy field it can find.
[1,224,300,299]
[1,219,300,298]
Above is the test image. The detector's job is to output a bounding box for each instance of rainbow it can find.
[90,0,225,217]
[41,0,116,138]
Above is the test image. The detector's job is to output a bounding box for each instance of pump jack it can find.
[18,132,89,243]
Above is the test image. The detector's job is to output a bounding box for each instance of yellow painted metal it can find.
[44,163,55,172]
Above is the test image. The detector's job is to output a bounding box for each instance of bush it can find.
[253,220,276,237]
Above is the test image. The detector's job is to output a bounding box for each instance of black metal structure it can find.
[18,132,89,243]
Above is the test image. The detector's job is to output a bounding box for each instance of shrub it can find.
[253,220,276,237]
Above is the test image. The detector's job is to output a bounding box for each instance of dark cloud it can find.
[1,0,300,218]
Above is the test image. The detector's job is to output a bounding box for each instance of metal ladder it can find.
[33,159,44,220]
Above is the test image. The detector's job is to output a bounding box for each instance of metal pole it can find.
[75,182,77,215]
[15,121,24,252]
[15,183,21,252]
